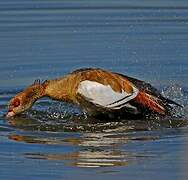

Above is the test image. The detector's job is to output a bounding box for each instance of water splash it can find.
[161,84,188,118]
[2,84,188,133]
[1,86,188,169]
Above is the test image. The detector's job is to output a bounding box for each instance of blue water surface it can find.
[0,1,188,180]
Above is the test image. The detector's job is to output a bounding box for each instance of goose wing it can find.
[77,80,139,110]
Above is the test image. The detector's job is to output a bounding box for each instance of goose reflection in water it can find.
[9,133,157,168]
[7,116,164,168]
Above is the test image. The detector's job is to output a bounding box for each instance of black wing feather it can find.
[115,72,182,108]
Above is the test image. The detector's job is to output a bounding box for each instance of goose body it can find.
[7,68,181,118]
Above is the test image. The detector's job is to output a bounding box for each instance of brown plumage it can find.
[6,68,181,118]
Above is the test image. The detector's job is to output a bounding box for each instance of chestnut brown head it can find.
[6,81,45,117]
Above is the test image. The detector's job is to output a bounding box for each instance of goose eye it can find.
[13,98,20,107]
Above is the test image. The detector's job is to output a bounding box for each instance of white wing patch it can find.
[77,80,139,109]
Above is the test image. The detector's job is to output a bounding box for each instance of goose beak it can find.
[6,110,15,118]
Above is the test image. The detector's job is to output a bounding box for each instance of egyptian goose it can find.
[6,68,181,118]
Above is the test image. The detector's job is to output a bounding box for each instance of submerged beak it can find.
[6,110,16,118]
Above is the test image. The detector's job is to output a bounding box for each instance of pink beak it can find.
[6,111,16,118]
